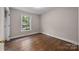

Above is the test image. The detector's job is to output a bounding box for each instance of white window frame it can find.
[21,15,31,32]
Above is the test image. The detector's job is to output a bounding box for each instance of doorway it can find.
[5,7,10,41]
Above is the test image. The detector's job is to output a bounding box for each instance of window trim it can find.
[21,15,31,32]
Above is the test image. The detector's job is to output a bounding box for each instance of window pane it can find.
[21,16,31,31]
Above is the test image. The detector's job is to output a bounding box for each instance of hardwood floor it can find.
[5,33,78,51]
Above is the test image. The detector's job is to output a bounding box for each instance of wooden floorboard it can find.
[5,33,78,51]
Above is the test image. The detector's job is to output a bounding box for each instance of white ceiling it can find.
[11,7,53,15]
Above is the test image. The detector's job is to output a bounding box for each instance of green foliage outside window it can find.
[21,16,31,31]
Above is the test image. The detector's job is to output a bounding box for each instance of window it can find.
[21,16,31,32]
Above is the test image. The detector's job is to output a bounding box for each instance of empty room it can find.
[0,7,78,51]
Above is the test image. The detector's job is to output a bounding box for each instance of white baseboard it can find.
[42,32,78,45]
[10,32,39,39]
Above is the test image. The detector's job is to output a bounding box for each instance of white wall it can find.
[10,8,40,38]
[78,8,79,45]
[41,8,78,45]
[0,7,5,41]
[0,7,5,50]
